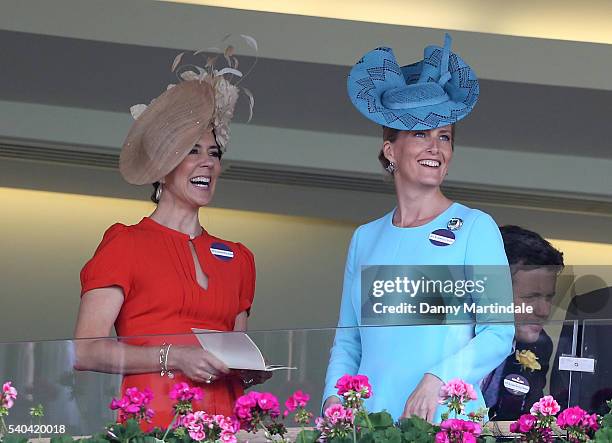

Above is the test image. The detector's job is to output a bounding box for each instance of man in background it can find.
[482,225,564,420]
[550,285,612,415]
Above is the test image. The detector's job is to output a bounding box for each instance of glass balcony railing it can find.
[1,319,610,440]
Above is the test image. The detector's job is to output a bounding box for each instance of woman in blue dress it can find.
[322,34,515,422]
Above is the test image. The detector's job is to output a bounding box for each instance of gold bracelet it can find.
[159,343,174,379]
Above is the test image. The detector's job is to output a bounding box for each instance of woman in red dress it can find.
[74,66,258,429]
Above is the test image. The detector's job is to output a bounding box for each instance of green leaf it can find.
[358,429,375,443]
[397,417,436,443]
[81,435,110,443]
[594,426,612,442]
[400,415,434,432]
[368,412,394,429]
[401,429,434,443]
[397,415,434,433]
[1,436,29,443]
[397,418,412,432]
[354,415,368,428]
[143,428,164,439]
[372,432,385,443]
[124,419,143,440]
[296,429,320,443]
[375,427,401,443]
[601,413,612,428]
[50,436,76,443]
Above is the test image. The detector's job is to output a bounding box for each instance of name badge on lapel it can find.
[429,229,455,246]
[210,242,234,261]
[503,373,530,395]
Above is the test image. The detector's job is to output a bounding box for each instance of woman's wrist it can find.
[165,344,181,371]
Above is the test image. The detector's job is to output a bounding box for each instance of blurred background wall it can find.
[1,0,611,341]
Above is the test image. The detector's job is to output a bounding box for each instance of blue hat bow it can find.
[348,34,479,130]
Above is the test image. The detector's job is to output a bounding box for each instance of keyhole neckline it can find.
[141,217,206,241]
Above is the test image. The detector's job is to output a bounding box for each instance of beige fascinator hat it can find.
[119,36,256,185]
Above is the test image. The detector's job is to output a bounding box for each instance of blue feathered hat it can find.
[347,34,479,130]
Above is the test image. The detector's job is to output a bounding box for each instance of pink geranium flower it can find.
[109,387,154,424]
[335,374,372,398]
[439,379,477,402]
[235,392,255,418]
[215,415,240,434]
[437,418,481,442]
[170,382,204,402]
[440,418,481,436]
[583,413,599,431]
[126,387,153,405]
[516,414,537,433]
[435,431,450,443]
[324,404,354,425]
[557,406,599,431]
[235,392,257,412]
[284,390,313,425]
[284,390,310,413]
[440,418,464,432]
[109,397,128,411]
[182,411,208,441]
[557,406,586,428]
[180,410,239,443]
[462,420,481,436]
[530,395,560,416]
[257,392,280,415]
[316,403,355,441]
[233,391,281,431]
[555,406,600,441]
[334,374,372,410]
[510,396,564,443]
[1,382,18,409]
[220,431,237,443]
[438,379,478,416]
[284,390,311,421]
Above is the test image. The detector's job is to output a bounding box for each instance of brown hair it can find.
[379,125,456,172]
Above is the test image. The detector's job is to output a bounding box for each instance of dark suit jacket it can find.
[550,287,612,416]
[484,330,553,421]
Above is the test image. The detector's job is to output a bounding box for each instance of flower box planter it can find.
[2,378,611,443]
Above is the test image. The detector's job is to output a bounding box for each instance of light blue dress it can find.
[322,203,515,421]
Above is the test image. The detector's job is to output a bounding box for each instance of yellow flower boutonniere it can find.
[515,349,542,372]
